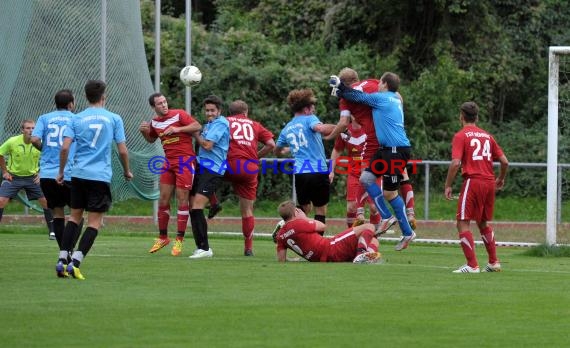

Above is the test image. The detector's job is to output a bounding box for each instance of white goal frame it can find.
[547,46,570,245]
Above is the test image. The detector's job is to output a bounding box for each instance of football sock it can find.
[370,211,380,225]
[480,226,498,264]
[399,180,415,210]
[176,205,189,237]
[242,216,254,250]
[43,208,54,235]
[357,229,378,252]
[346,211,357,227]
[61,221,79,252]
[365,182,392,219]
[53,218,65,249]
[0,207,3,222]
[459,231,478,268]
[158,205,170,235]
[190,209,209,250]
[77,227,98,257]
[388,195,413,236]
[314,215,326,235]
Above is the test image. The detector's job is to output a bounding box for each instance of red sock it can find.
[176,205,189,238]
[158,205,170,233]
[480,226,498,264]
[459,231,478,268]
[242,216,254,250]
[346,212,357,228]
[357,229,378,252]
[400,181,415,210]
[210,194,219,206]
[370,211,380,225]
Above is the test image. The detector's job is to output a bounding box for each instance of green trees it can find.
[140,0,570,198]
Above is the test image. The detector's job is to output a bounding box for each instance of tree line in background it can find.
[140,0,570,200]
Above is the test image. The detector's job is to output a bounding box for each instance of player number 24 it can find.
[470,138,491,161]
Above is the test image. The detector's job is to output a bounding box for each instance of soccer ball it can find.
[180,65,202,87]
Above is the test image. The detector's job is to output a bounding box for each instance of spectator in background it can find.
[273,200,381,263]
[140,93,202,257]
[274,88,335,232]
[0,119,54,240]
[55,80,133,280]
[444,101,508,273]
[188,95,230,259]
[224,100,275,256]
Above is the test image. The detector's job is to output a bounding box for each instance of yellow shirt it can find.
[0,135,40,176]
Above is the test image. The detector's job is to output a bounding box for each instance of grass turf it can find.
[1,232,569,348]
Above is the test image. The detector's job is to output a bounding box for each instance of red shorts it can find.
[224,159,258,200]
[456,178,495,222]
[323,228,358,262]
[346,175,382,205]
[160,156,195,190]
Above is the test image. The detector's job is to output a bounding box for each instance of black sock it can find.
[190,209,209,250]
[77,227,98,258]
[314,215,326,235]
[43,208,54,234]
[53,218,65,249]
[62,221,79,252]
[0,207,3,222]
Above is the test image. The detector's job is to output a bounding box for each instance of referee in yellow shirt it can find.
[0,119,54,239]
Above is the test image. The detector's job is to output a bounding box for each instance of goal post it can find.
[547,46,570,246]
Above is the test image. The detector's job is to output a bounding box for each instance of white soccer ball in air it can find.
[180,65,202,87]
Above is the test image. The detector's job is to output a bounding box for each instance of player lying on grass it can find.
[273,200,381,263]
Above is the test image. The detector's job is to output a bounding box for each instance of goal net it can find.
[547,46,570,245]
[0,0,161,204]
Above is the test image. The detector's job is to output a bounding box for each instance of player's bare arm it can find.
[56,137,72,184]
[258,139,276,158]
[138,121,157,143]
[273,146,290,156]
[30,136,42,151]
[163,121,202,136]
[313,123,336,136]
[323,115,350,141]
[496,155,509,190]
[444,159,461,200]
[117,142,133,180]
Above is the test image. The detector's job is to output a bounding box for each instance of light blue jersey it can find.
[63,107,126,183]
[32,110,75,180]
[276,115,328,174]
[341,89,411,147]
[198,115,229,174]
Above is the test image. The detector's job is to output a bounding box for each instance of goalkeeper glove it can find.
[329,75,341,88]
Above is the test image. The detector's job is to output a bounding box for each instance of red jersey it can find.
[226,114,274,161]
[333,124,367,176]
[451,125,504,181]
[275,219,329,262]
[339,79,380,158]
[149,109,197,158]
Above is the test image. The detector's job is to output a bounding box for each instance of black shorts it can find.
[191,165,223,198]
[70,177,112,212]
[366,146,411,191]
[294,172,330,207]
[40,178,71,209]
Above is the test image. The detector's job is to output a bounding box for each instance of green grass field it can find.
[1,231,569,348]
